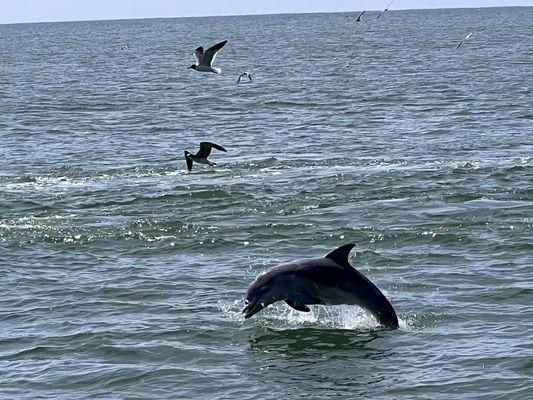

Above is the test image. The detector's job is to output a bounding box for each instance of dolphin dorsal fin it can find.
[324,243,355,268]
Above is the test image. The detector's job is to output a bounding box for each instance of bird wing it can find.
[456,41,463,49]
[357,10,366,20]
[377,0,395,18]
[193,47,204,65]
[185,153,193,171]
[197,142,227,158]
[346,53,355,67]
[237,72,252,83]
[200,40,227,67]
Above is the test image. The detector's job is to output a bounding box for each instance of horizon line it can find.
[0,5,529,27]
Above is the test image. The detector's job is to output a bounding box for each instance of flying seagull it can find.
[237,72,252,84]
[184,142,227,171]
[456,28,486,49]
[456,33,473,49]
[347,10,366,22]
[376,0,395,19]
[188,40,228,74]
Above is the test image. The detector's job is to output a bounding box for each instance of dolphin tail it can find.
[372,292,399,329]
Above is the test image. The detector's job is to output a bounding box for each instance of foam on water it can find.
[220,299,415,332]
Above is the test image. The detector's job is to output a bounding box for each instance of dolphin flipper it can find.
[288,291,323,306]
[285,299,311,312]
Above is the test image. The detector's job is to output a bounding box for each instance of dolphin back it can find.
[319,244,399,329]
[293,258,399,329]
[347,270,399,329]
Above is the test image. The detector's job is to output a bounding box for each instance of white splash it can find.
[219,299,410,331]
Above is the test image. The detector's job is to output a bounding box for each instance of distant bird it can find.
[347,10,366,22]
[237,72,253,84]
[456,28,486,49]
[184,142,227,171]
[188,40,228,74]
[456,33,473,49]
[376,0,395,19]
[120,44,129,50]
[346,52,356,68]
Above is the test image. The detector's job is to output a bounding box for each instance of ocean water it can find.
[1,7,532,399]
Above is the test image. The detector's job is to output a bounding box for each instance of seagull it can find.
[347,10,366,22]
[188,40,228,74]
[376,0,395,19]
[456,28,486,49]
[184,142,227,171]
[237,72,252,84]
[120,44,129,50]
[456,33,473,49]
[346,53,356,68]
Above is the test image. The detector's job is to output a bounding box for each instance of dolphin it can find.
[242,243,399,329]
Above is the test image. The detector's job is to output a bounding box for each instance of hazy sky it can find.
[1,0,531,24]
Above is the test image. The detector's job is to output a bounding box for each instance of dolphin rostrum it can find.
[242,243,399,329]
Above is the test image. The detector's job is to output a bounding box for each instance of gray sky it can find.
[1,0,531,24]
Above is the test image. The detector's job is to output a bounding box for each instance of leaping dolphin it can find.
[242,243,399,329]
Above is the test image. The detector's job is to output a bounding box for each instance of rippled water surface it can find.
[1,7,532,399]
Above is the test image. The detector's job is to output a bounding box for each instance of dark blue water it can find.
[1,7,532,399]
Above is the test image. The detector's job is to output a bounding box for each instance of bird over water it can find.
[184,142,227,171]
[188,40,228,74]
[456,28,486,49]
[237,72,253,84]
